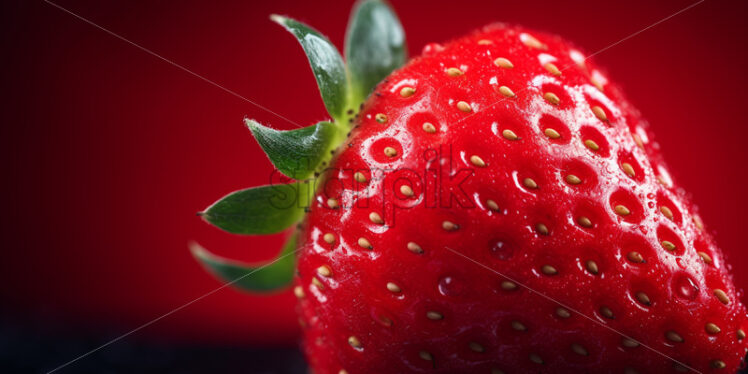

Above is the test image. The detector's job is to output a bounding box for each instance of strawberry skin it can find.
[294,24,748,373]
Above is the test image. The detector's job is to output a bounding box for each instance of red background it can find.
[2,0,747,349]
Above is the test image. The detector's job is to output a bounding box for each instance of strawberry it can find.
[193,1,748,373]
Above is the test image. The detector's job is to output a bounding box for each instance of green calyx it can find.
[246,119,341,181]
[190,234,297,293]
[193,0,406,292]
[269,14,349,121]
[345,0,406,104]
[199,182,311,235]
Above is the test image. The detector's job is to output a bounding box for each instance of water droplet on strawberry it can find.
[438,276,466,297]
[673,273,699,301]
[422,42,444,56]
[489,239,514,260]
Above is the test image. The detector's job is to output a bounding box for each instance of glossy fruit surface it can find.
[295,24,748,373]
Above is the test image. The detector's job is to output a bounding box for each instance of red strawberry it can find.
[194,1,748,373]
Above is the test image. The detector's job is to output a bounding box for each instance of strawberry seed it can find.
[494,57,514,68]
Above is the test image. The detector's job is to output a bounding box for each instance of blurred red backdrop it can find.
[2,0,747,348]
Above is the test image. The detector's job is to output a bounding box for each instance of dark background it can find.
[2,0,747,372]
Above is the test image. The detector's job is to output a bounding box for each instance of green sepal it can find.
[345,0,406,104]
[190,234,297,292]
[271,14,348,121]
[199,182,309,235]
[246,119,339,180]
